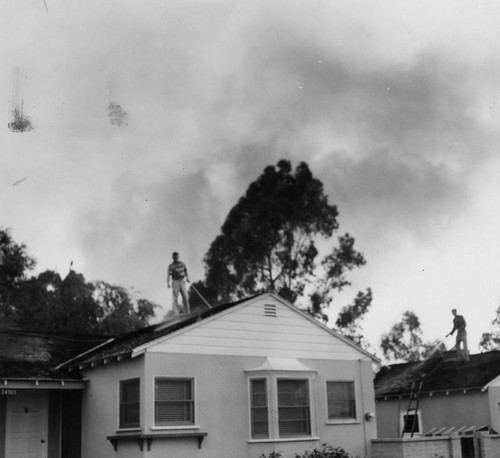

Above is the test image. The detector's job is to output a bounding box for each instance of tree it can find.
[193,160,371,336]
[380,310,445,362]
[335,288,373,346]
[0,228,158,335]
[0,228,36,322]
[480,304,500,351]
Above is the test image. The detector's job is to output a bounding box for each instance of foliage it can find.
[480,304,500,351]
[334,288,372,346]
[294,443,351,458]
[259,443,351,458]
[192,160,371,341]
[380,310,445,362]
[259,452,283,458]
[0,228,158,335]
[0,228,36,323]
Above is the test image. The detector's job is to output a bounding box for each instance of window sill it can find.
[115,427,142,433]
[248,437,320,444]
[326,419,359,425]
[150,425,200,431]
[107,432,208,451]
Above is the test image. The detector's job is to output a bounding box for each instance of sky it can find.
[1,0,500,357]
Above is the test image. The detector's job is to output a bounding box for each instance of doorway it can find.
[5,391,48,458]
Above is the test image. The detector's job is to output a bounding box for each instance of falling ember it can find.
[107,101,128,126]
[8,70,34,133]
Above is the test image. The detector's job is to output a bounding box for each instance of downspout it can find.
[358,358,368,457]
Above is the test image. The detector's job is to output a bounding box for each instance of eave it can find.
[1,377,88,390]
[376,386,484,401]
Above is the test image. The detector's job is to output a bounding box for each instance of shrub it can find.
[259,452,283,458]
[259,443,351,458]
[295,443,351,458]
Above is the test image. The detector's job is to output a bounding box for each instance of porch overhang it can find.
[1,378,87,390]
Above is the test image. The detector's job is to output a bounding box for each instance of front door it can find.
[5,391,48,458]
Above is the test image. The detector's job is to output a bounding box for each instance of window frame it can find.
[152,377,198,430]
[249,377,270,439]
[325,380,358,424]
[276,377,311,438]
[118,377,141,430]
[400,410,422,436]
[247,372,317,443]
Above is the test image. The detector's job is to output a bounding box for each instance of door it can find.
[5,391,48,458]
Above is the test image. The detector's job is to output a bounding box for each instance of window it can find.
[119,378,140,428]
[246,359,316,441]
[401,411,421,435]
[250,379,269,438]
[326,381,356,420]
[155,378,194,426]
[277,379,311,437]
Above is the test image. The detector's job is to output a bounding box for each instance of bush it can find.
[259,452,283,458]
[295,443,351,458]
[259,443,351,458]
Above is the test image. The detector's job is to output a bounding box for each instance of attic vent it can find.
[264,304,277,318]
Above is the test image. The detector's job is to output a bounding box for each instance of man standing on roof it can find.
[167,252,190,316]
[446,308,469,362]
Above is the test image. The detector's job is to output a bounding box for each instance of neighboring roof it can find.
[0,329,107,380]
[375,350,500,399]
[59,292,379,371]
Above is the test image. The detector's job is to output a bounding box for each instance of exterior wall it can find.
[80,353,377,458]
[373,434,500,458]
[487,385,500,433]
[81,357,144,458]
[376,390,490,438]
[481,434,500,458]
[372,437,459,458]
[145,353,376,458]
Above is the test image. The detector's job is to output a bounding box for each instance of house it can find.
[374,350,500,439]
[53,292,379,458]
[0,329,107,458]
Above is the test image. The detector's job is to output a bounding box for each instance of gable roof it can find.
[375,350,500,399]
[59,292,379,371]
[0,329,107,381]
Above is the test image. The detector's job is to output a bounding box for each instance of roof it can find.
[59,292,379,371]
[59,294,257,370]
[0,329,107,380]
[375,350,500,399]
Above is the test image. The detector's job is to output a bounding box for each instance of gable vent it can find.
[264,304,277,318]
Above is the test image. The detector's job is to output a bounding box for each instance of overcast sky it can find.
[2,0,500,355]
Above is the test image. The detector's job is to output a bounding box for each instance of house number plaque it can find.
[1,389,17,395]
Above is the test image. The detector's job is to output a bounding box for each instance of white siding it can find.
[145,296,364,360]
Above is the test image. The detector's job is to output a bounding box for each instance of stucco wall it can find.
[81,357,144,458]
[376,390,490,438]
[487,385,500,433]
[80,353,376,458]
[146,353,376,458]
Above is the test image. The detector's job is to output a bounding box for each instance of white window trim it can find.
[400,410,422,437]
[247,371,317,442]
[117,377,141,431]
[248,375,271,440]
[325,379,359,425]
[152,376,197,429]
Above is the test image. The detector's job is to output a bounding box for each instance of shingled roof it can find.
[58,294,257,371]
[0,329,107,380]
[375,350,500,399]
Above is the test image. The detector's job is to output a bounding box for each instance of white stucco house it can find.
[1,292,380,458]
